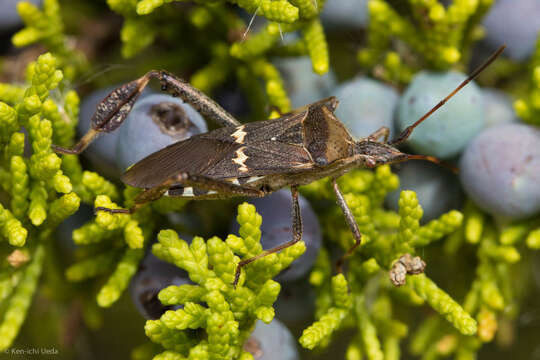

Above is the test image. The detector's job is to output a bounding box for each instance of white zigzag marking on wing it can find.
[231,125,247,144]
[232,147,249,173]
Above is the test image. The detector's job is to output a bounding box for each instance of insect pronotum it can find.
[53,46,505,286]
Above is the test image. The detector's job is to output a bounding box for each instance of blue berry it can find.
[230,189,322,283]
[274,279,315,327]
[55,203,94,252]
[482,88,517,128]
[116,94,208,171]
[130,240,192,320]
[333,77,399,139]
[481,0,540,61]
[78,85,137,179]
[321,0,368,29]
[275,57,337,108]
[396,71,484,159]
[385,161,463,223]
[166,212,204,235]
[245,319,299,360]
[459,123,540,219]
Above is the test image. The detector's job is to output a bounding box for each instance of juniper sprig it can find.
[0,52,82,350]
[299,165,472,353]
[143,202,304,359]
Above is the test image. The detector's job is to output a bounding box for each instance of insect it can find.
[53,46,505,286]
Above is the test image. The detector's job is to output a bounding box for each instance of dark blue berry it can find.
[385,161,463,223]
[130,239,193,320]
[55,203,94,252]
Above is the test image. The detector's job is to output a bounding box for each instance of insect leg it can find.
[95,174,265,215]
[53,74,154,155]
[95,179,175,214]
[232,186,303,286]
[179,174,265,198]
[157,71,241,128]
[332,178,362,273]
[53,71,240,155]
[367,126,390,143]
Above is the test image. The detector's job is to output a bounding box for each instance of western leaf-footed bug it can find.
[53,46,505,286]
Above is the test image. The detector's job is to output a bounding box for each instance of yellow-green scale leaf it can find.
[0,245,44,350]
[97,248,144,307]
[10,156,29,220]
[0,102,19,142]
[301,18,328,75]
[408,274,477,335]
[66,251,118,282]
[28,181,48,226]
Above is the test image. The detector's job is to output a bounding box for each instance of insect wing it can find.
[121,136,241,188]
[203,140,313,179]
[203,112,313,178]
[121,110,314,188]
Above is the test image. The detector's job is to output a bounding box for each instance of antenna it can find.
[389,45,506,146]
[405,154,458,173]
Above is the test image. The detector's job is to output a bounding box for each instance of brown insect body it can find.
[52,46,505,285]
[122,96,406,200]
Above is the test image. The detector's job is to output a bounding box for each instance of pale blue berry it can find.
[482,0,540,61]
[116,94,207,170]
[334,77,399,139]
[246,319,299,360]
[460,123,540,219]
[275,57,337,108]
[397,71,484,159]
[321,0,369,29]
[482,88,517,128]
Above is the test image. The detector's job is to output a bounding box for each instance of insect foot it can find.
[389,253,426,286]
[94,206,132,214]
[231,197,306,288]
[229,189,322,283]
[52,68,240,156]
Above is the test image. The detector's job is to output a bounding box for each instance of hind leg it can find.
[53,71,240,155]
[95,173,265,214]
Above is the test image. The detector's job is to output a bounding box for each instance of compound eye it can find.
[315,156,328,166]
